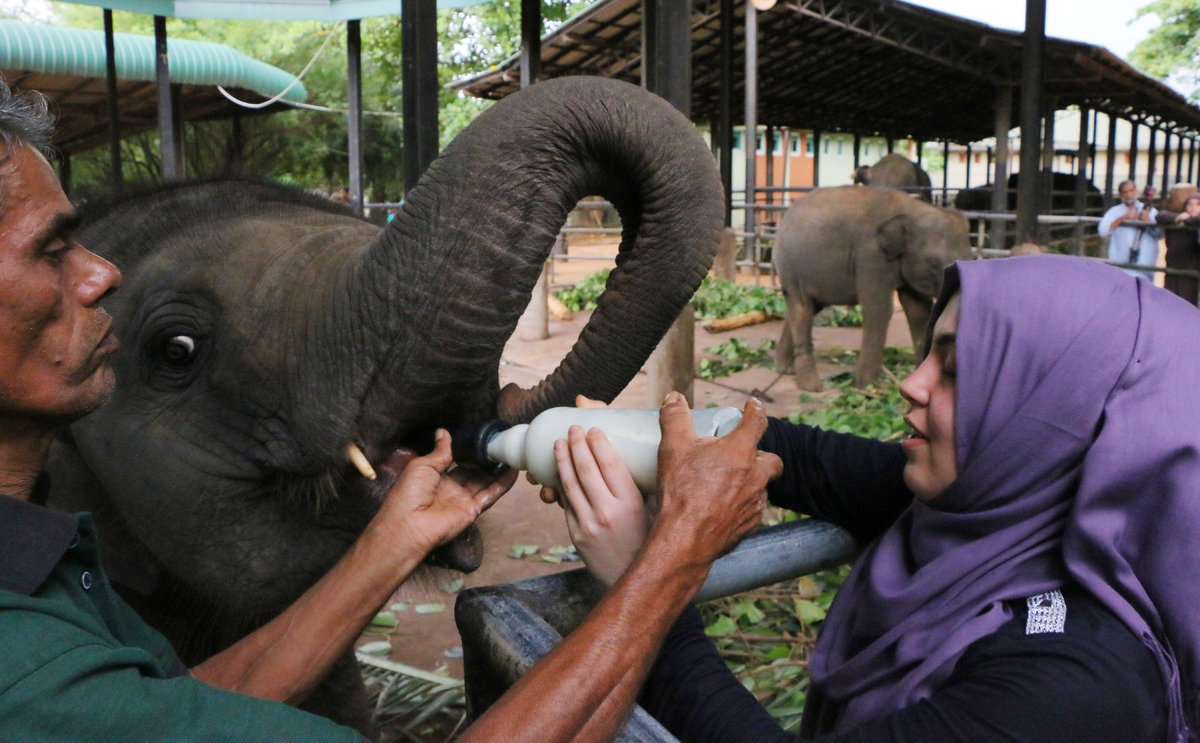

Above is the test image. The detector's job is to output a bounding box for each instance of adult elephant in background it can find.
[774,186,971,389]
[857,153,933,201]
[45,77,724,733]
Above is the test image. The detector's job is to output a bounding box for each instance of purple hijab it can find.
[807,254,1200,741]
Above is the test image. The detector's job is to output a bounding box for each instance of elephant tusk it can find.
[347,443,377,480]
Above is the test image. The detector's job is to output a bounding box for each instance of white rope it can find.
[217,23,341,110]
[279,99,402,117]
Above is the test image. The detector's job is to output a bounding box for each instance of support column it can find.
[153,15,177,181]
[853,132,861,169]
[347,20,363,212]
[985,146,992,184]
[764,125,775,204]
[942,140,950,205]
[1073,106,1090,255]
[1147,126,1158,196]
[516,261,550,341]
[103,9,122,190]
[991,87,1012,247]
[1190,137,1197,183]
[1161,127,1172,195]
[402,0,439,192]
[1176,131,1185,183]
[886,136,894,154]
[1104,114,1117,206]
[520,0,541,88]
[1016,0,1046,244]
[743,0,757,263]
[1129,119,1139,185]
[813,130,821,187]
[965,143,972,189]
[170,83,184,176]
[718,0,733,224]
[645,0,695,406]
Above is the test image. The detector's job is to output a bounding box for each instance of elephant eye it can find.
[162,335,196,365]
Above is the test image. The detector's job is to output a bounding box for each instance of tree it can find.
[1129,0,1200,100]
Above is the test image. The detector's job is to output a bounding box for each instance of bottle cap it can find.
[449,419,512,475]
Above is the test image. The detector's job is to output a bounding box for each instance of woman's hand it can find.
[377,429,518,557]
[556,424,651,587]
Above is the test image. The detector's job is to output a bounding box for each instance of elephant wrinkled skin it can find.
[855,153,933,202]
[773,186,971,390]
[44,77,724,732]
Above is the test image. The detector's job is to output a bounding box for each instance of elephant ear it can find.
[878,214,909,260]
[46,435,162,596]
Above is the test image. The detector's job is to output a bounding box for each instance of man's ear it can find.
[47,432,162,596]
[877,214,908,260]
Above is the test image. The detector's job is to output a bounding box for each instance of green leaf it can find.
[794,599,827,625]
[439,579,464,594]
[732,600,766,625]
[357,640,392,656]
[414,603,446,614]
[764,644,792,661]
[705,614,738,636]
[538,555,562,563]
[371,611,398,627]
[507,544,540,559]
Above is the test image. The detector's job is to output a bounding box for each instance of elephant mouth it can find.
[345,439,485,575]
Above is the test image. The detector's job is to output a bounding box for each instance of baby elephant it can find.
[774,186,972,389]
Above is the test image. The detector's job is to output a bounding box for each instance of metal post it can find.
[1161,127,1171,195]
[942,140,950,205]
[1089,109,1099,181]
[1176,131,1185,183]
[1129,119,1139,185]
[965,143,972,189]
[853,132,861,169]
[170,83,184,176]
[153,15,176,181]
[402,0,439,193]
[1104,114,1117,207]
[1016,0,1046,245]
[743,0,757,259]
[718,0,733,225]
[1190,137,1197,183]
[813,130,821,187]
[520,0,541,88]
[347,20,363,212]
[985,145,992,184]
[1147,126,1158,197]
[1074,106,1089,255]
[991,85,1012,248]
[103,9,122,190]
[645,0,695,406]
[764,125,774,204]
[780,127,791,204]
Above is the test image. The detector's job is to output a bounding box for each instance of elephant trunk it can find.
[308,77,723,462]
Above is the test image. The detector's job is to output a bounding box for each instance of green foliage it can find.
[1130,0,1200,98]
[789,347,916,441]
[554,269,610,311]
[690,276,787,321]
[813,304,863,328]
[696,338,776,380]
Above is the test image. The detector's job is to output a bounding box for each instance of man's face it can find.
[1185,198,1200,218]
[0,145,121,423]
[1120,182,1139,206]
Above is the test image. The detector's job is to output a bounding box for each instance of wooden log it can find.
[704,310,771,333]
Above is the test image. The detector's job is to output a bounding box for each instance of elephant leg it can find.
[779,291,822,391]
[298,650,375,738]
[897,286,934,353]
[855,287,893,388]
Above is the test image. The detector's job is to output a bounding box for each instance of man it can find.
[1099,180,1160,281]
[0,80,780,741]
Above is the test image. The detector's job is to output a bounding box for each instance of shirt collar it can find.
[0,476,79,596]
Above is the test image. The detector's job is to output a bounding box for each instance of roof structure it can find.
[1,20,306,154]
[61,0,484,21]
[451,0,1200,143]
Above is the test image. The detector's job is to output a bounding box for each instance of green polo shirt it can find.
[0,493,363,742]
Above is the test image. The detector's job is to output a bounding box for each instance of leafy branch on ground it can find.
[788,347,915,441]
[553,272,787,320]
[813,305,863,328]
[697,338,777,380]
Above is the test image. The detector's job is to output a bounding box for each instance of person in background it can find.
[1099,180,1160,281]
[1155,183,1200,305]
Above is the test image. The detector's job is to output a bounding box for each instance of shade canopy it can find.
[1,20,306,153]
[453,0,1200,142]
[59,0,485,21]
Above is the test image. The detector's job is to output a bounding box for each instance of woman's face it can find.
[899,292,960,502]
[1186,198,1200,218]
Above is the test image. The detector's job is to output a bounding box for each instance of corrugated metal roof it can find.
[0,20,306,102]
[60,0,484,22]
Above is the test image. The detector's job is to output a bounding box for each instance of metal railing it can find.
[454,519,857,741]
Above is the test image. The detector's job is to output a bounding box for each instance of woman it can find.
[549,254,1200,742]
[1156,184,1200,304]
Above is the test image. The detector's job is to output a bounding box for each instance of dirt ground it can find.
[360,236,915,677]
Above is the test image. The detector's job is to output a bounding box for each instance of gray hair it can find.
[0,77,55,158]
[1118,179,1138,191]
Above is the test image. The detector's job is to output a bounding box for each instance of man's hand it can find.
[652,392,783,568]
[1139,208,1154,221]
[378,429,517,556]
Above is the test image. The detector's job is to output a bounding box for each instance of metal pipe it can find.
[813,129,821,187]
[764,124,774,205]
[943,140,950,205]
[347,20,363,213]
[103,9,121,190]
[1190,137,1197,184]
[743,1,757,260]
[1074,106,1090,255]
[965,143,972,189]
[1129,119,1139,185]
[1176,131,1185,184]
[1104,114,1117,207]
[402,0,439,193]
[520,0,541,88]
[1147,125,1158,195]
[853,132,861,169]
[991,85,1012,246]
[1016,0,1046,244]
[153,15,176,181]
[1161,127,1172,195]
[718,0,733,225]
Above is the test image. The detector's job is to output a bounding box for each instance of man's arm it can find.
[457,394,782,743]
[190,431,516,705]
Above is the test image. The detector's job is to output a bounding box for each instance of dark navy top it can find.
[639,418,1167,743]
